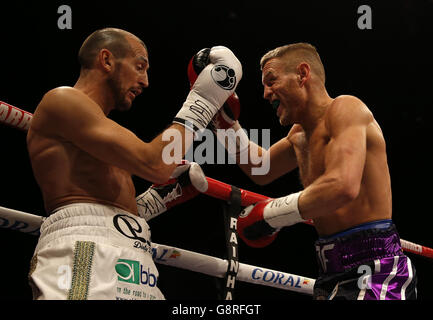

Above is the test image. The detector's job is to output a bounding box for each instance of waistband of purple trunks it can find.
[314,220,404,274]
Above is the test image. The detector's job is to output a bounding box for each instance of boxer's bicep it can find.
[266,136,298,175]
[239,136,297,185]
[324,125,366,197]
[323,98,372,197]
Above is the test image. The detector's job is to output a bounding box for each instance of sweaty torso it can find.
[27,92,138,215]
[288,110,392,236]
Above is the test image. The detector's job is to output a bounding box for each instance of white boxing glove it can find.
[173,46,242,132]
[135,161,208,221]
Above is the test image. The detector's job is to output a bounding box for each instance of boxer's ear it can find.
[297,62,311,87]
[99,49,115,72]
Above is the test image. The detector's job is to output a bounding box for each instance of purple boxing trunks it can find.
[313,220,417,300]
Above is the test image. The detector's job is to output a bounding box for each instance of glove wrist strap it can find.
[264,191,304,228]
[174,90,219,132]
[136,188,167,221]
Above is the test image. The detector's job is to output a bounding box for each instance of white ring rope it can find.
[0,205,315,295]
[2,100,433,259]
[2,99,431,297]
[153,243,315,295]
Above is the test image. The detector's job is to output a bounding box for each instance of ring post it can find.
[220,186,242,300]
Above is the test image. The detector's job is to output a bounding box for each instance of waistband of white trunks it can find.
[36,202,152,253]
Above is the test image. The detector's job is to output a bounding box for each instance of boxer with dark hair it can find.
[26,27,242,300]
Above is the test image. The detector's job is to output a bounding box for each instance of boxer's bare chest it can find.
[289,122,330,187]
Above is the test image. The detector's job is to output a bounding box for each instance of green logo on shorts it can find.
[116,259,140,284]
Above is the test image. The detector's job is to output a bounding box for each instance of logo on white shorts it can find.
[115,259,157,287]
[113,214,147,241]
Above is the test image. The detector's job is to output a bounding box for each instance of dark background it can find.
[0,0,432,301]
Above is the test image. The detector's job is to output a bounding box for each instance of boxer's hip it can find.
[36,202,152,255]
[314,219,402,275]
[29,202,164,300]
[313,220,417,300]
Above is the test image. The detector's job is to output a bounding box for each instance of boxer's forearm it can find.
[237,142,270,184]
[147,124,195,183]
[298,175,358,220]
[237,140,298,185]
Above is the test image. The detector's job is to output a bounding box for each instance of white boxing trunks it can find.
[28,202,165,300]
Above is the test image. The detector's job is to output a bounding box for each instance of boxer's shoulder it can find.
[41,86,93,109]
[325,95,373,132]
[327,95,372,118]
[36,86,103,123]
